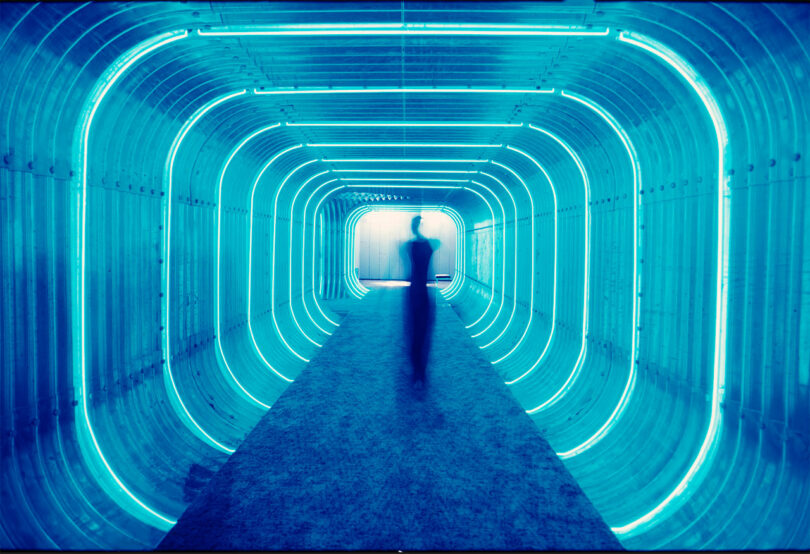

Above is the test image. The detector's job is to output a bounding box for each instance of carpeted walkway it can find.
[159,288,622,551]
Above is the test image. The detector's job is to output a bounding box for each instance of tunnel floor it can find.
[158,289,622,551]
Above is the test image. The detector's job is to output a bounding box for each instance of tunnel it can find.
[1,1,808,550]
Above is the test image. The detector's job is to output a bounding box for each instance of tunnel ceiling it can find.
[1,1,808,552]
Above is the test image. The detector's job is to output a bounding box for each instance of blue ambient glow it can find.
[6,5,801,552]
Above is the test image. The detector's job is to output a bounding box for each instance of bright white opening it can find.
[354,210,456,282]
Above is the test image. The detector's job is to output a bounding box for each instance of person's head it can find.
[411,215,422,236]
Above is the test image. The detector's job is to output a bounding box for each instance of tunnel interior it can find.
[1,1,808,550]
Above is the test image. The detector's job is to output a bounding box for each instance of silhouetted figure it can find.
[404,216,438,387]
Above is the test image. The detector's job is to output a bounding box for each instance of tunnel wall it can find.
[1,1,808,550]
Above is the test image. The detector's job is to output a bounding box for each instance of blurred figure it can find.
[404,216,439,387]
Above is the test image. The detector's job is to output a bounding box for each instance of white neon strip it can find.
[610,31,729,538]
[248,145,305,369]
[308,143,502,148]
[469,173,519,346]
[336,204,367,298]
[324,158,489,163]
[290,170,335,336]
[331,167,507,309]
[337,180,468,298]
[333,169,480,174]
[350,204,465,299]
[217,126,292,386]
[289,122,523,127]
[439,207,467,299]
[341,178,472,183]
[254,155,315,361]
[256,88,555,95]
[483,160,536,366]
[76,30,187,529]
[520,126,590,410]
[344,207,372,297]
[344,183,470,189]
[320,157,506,300]
[538,91,640,434]
[478,159,543,351]
[466,180,507,341]
[198,23,608,37]
[526,132,590,404]
[319,212,325,297]
[500,149,556,380]
[164,89,247,450]
[216,127,284,399]
[332,183,474,298]
[345,206,464,297]
[269,160,324,351]
[305,180,342,326]
[310,184,360,299]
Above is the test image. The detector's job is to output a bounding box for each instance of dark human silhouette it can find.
[404,216,439,387]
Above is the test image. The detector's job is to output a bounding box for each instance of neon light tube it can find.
[341,184,497,315]
[534,91,640,437]
[289,170,337,337]
[164,89,247,452]
[288,122,523,127]
[74,29,189,530]
[340,178,473,183]
[465,180,507,342]
[256,157,319,360]
[307,143,502,148]
[525,126,590,397]
[332,169,481,174]
[269,160,325,350]
[216,124,289,398]
[473,172,520,345]
[248,145,305,367]
[323,158,489,163]
[197,23,609,37]
[303,179,342,326]
[518,127,591,409]
[610,30,729,538]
